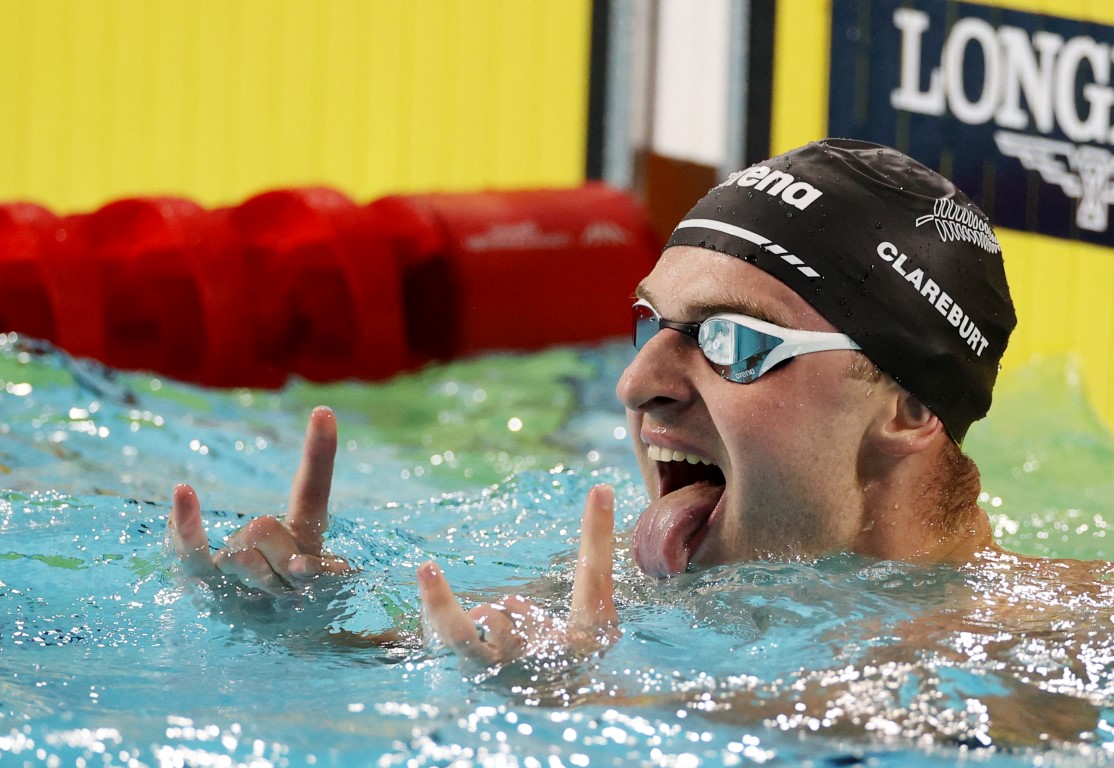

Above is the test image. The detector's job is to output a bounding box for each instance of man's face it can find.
[616,246,887,576]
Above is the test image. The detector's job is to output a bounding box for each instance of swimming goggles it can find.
[632,298,862,383]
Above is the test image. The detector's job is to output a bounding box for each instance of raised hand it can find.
[168,406,353,595]
[417,484,621,666]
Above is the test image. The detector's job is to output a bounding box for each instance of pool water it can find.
[2,334,1114,767]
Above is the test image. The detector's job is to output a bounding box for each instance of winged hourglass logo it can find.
[994,130,1114,233]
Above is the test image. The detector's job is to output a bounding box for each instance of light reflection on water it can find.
[2,336,1114,766]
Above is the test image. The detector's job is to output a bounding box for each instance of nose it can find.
[616,327,702,413]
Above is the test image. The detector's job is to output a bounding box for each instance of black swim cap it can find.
[666,138,1016,443]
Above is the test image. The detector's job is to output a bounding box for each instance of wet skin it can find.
[169,407,618,665]
[620,246,891,575]
[167,245,973,662]
[166,254,1114,747]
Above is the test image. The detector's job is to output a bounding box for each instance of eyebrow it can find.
[634,281,798,328]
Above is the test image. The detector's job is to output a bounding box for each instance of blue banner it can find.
[829,0,1114,246]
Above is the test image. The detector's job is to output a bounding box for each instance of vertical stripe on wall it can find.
[743,0,776,165]
[770,0,830,155]
[0,0,593,212]
[584,0,610,180]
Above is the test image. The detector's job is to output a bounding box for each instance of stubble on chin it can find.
[725,500,844,562]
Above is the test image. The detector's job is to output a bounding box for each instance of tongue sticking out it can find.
[633,481,725,577]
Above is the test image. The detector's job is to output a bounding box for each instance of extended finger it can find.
[417,561,499,665]
[286,406,337,551]
[569,484,619,631]
[168,484,217,577]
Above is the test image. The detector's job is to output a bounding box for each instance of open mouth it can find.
[633,444,727,577]
[647,444,725,497]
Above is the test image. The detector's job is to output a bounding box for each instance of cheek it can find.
[625,409,642,450]
[707,367,856,456]
[625,409,654,488]
[707,382,801,437]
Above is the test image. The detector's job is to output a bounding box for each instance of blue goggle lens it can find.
[631,299,860,384]
[696,318,780,382]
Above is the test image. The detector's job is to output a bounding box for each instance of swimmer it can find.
[168,139,1019,665]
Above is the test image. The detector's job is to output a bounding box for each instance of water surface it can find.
[3,336,1114,766]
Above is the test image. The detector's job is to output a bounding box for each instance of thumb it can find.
[417,561,497,663]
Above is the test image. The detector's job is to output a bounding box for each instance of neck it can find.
[852,443,994,563]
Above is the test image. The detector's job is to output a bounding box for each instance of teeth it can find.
[646,443,712,465]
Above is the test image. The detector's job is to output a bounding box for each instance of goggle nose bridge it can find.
[654,317,701,344]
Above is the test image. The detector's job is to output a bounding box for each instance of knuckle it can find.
[244,515,283,536]
[230,516,285,547]
[499,595,532,613]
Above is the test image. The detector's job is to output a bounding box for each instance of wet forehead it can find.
[636,246,836,332]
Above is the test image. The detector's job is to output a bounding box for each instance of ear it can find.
[872,390,945,457]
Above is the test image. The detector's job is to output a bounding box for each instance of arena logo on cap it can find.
[914,198,1001,254]
[716,164,824,211]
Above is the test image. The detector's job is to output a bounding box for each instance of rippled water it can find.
[3,335,1114,766]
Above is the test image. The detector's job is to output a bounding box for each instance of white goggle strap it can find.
[707,312,861,376]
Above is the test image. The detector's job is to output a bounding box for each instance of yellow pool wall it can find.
[0,0,592,213]
[3,0,1112,431]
